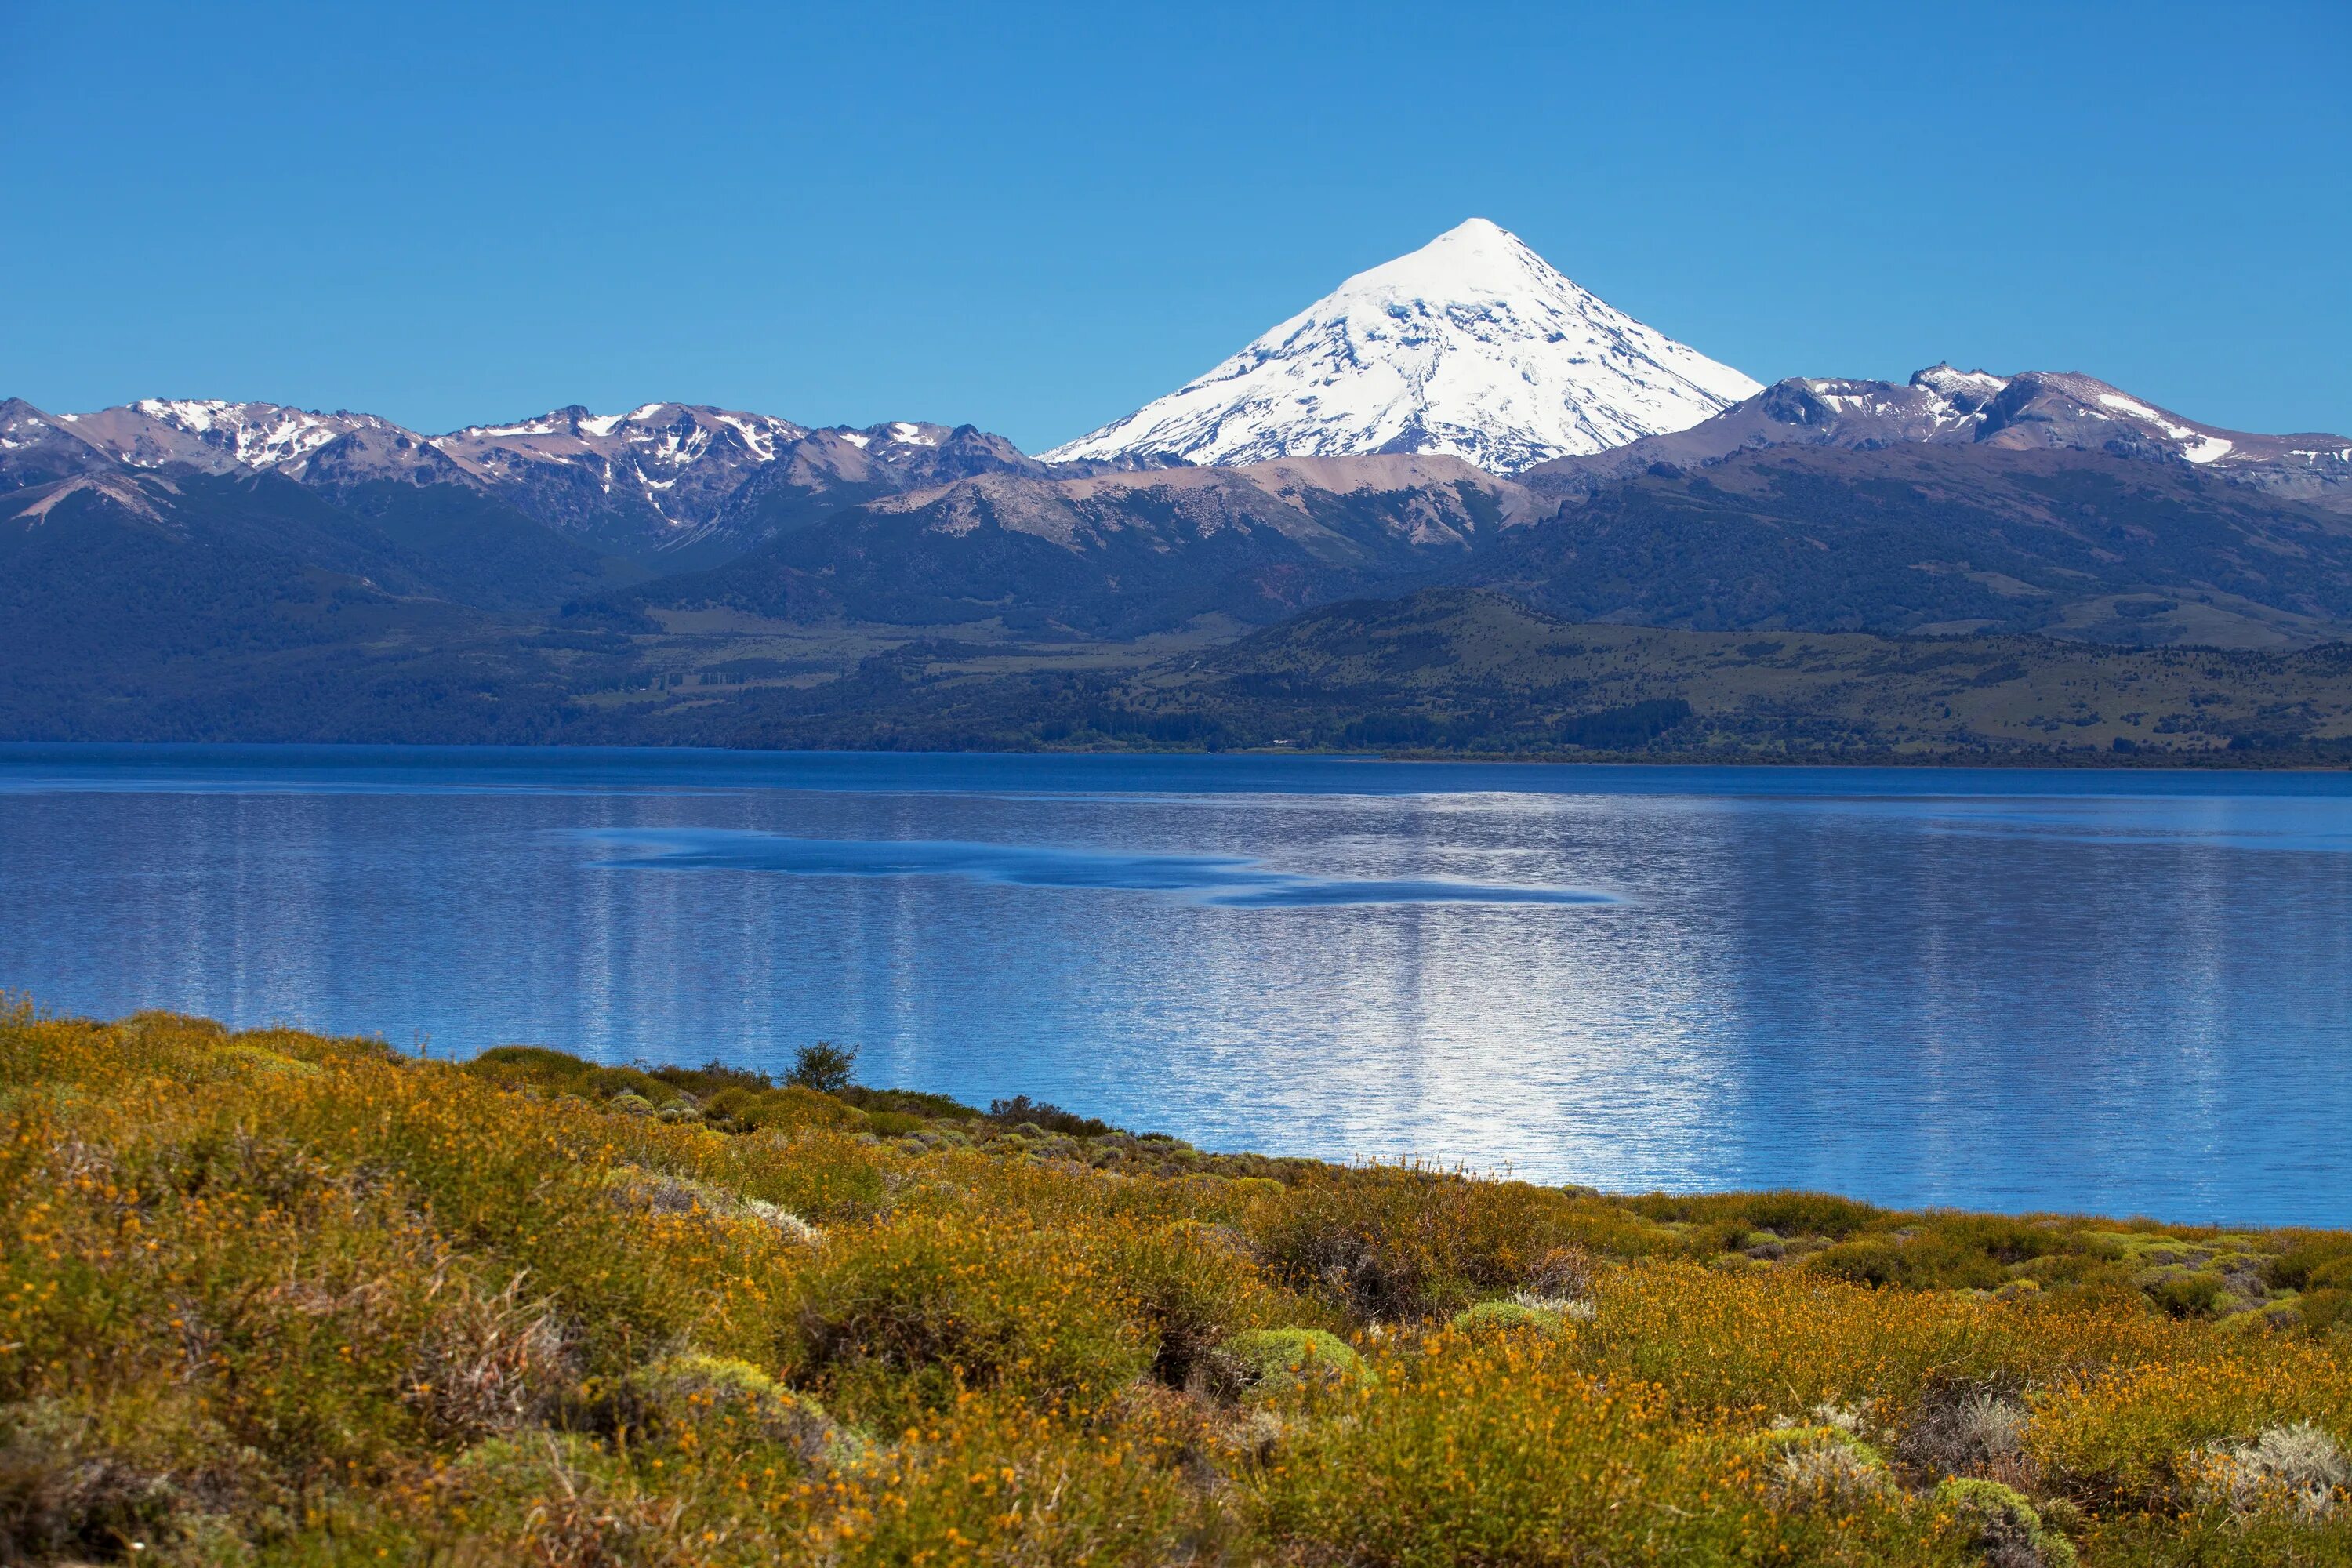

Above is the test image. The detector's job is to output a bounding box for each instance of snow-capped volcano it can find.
[1043,218,1760,474]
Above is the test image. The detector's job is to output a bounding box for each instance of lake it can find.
[2,743,2347,1225]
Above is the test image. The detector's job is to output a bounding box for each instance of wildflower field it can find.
[2,1003,2347,1565]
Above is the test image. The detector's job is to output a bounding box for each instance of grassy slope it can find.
[598,589,2352,763]
[4,1004,2349,1564]
[1120,588,2352,760]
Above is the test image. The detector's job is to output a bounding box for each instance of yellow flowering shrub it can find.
[2,998,2347,1565]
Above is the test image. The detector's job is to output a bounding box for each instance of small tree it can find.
[786,1041,858,1095]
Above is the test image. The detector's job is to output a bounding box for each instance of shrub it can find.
[1247,1164,1599,1319]
[2296,1287,2352,1333]
[1899,1377,2029,1480]
[1627,1189,1886,1242]
[2267,1236,2352,1294]
[1526,1242,1596,1300]
[1759,1426,1893,1509]
[1933,1477,2078,1567]
[622,1352,843,1465]
[789,1211,1150,1415]
[402,1271,577,1443]
[1815,1231,2009,1291]
[0,1399,182,1564]
[439,1432,681,1563]
[1216,1328,1371,1400]
[2149,1269,2230,1319]
[785,1041,858,1095]
[1576,1259,2024,1421]
[986,1093,1112,1137]
[2200,1421,2348,1518]
[702,1083,861,1132]
[1450,1299,1571,1336]
[839,1085,978,1120]
[1250,1335,1915,1564]
[796,1391,1205,1563]
[1110,1221,1293,1389]
[659,1058,773,1094]
[2025,1341,2352,1502]
[466,1043,595,1082]
[583,1064,670,1103]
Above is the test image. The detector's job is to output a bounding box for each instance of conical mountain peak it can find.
[1045,220,1758,473]
[1334,217,1559,301]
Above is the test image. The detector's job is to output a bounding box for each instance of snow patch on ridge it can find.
[127,399,359,469]
[2098,393,2234,463]
[1912,365,2010,401]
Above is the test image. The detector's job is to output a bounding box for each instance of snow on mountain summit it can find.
[1043,218,1760,474]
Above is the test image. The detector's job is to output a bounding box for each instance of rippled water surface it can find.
[3,744,2348,1225]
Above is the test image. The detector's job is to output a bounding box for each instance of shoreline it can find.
[8,735,2352,777]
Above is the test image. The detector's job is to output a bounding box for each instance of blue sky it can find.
[4,2,2346,450]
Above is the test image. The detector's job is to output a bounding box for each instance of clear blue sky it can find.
[5,2,2346,449]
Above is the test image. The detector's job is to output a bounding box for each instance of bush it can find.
[466,1043,593,1078]
[2296,1287,2352,1333]
[1735,1424,1893,1509]
[2201,1421,2348,1517]
[2149,1270,2230,1319]
[986,1093,1112,1137]
[1899,1377,2028,1479]
[655,1058,772,1094]
[1934,1477,2078,1567]
[1216,1328,1371,1401]
[0,1400,182,1564]
[703,1083,862,1132]
[1111,1221,1294,1389]
[1247,1164,1601,1319]
[2268,1236,2352,1293]
[785,1041,858,1095]
[2025,1341,2352,1503]
[1814,1230,2011,1291]
[621,1352,843,1465]
[1526,1243,1596,1299]
[1450,1299,1570,1336]
[439,1432,681,1563]
[583,1064,670,1103]
[839,1085,980,1120]
[789,1211,1151,1416]
[1250,1335,1915,1564]
[401,1271,578,1443]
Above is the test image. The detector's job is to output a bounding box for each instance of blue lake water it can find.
[2,743,2348,1226]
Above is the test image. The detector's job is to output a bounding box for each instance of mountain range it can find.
[2,394,1044,571]
[1523,363,2352,508]
[6,219,2350,757]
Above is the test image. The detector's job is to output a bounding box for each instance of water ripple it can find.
[571,826,1614,909]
